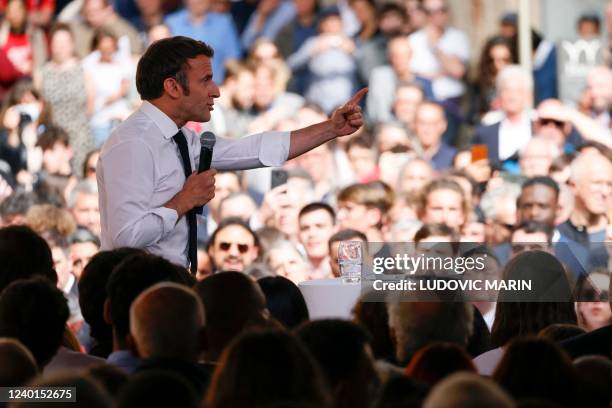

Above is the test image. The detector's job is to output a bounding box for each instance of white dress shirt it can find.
[498,113,532,161]
[97,101,290,267]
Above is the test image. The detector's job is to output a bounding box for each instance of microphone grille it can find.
[200,131,216,149]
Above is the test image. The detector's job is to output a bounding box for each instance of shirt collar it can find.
[140,101,181,140]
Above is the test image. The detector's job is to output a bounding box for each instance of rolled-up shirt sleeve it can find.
[100,139,178,249]
[209,131,290,170]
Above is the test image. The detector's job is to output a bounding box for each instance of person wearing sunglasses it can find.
[207,217,260,273]
[535,98,611,153]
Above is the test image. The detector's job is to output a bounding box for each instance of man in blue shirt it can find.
[165,0,241,82]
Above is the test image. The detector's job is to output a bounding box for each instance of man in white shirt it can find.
[97,36,366,271]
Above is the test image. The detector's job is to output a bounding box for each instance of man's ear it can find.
[103,298,112,325]
[163,77,183,99]
[126,333,141,358]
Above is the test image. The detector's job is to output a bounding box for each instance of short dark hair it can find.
[136,36,214,100]
[414,223,458,243]
[106,253,195,342]
[207,217,260,250]
[0,192,36,220]
[0,225,57,293]
[521,176,560,196]
[298,202,336,223]
[79,248,145,352]
[257,276,309,329]
[0,277,69,368]
[328,229,367,253]
[36,125,70,151]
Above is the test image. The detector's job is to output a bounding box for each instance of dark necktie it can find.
[173,130,197,274]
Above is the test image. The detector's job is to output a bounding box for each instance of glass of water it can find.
[338,241,362,284]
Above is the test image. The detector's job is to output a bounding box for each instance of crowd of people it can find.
[0,0,611,406]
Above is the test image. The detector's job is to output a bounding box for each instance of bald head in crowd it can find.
[0,338,38,386]
[569,152,612,230]
[129,282,205,362]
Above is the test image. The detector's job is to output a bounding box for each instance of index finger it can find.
[347,87,368,107]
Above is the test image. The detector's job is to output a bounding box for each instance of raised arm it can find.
[288,88,367,159]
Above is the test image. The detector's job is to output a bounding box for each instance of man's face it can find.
[43,143,73,175]
[209,172,241,217]
[52,246,72,290]
[388,38,412,76]
[298,209,336,259]
[399,161,432,194]
[519,142,555,178]
[337,201,379,233]
[423,0,448,29]
[219,196,256,222]
[499,80,529,115]
[572,159,612,217]
[517,185,558,226]
[423,189,465,229]
[414,105,446,149]
[72,193,101,236]
[393,86,423,129]
[209,225,258,272]
[70,242,98,280]
[587,68,612,113]
[179,55,220,123]
[377,126,409,153]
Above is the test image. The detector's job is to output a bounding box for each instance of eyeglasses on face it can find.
[218,242,250,253]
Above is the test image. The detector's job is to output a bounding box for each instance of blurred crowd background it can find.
[0,0,611,406]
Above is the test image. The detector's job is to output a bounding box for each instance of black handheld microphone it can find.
[196,131,216,214]
[198,131,216,173]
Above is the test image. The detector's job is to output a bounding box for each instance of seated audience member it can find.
[206,217,261,273]
[397,158,434,195]
[0,277,69,370]
[130,283,209,397]
[0,225,57,292]
[472,65,534,169]
[194,272,270,364]
[518,137,561,178]
[405,343,476,387]
[366,36,433,125]
[387,301,473,366]
[574,270,612,332]
[474,251,576,375]
[68,180,101,238]
[257,276,309,329]
[297,203,338,279]
[0,338,38,387]
[69,226,101,280]
[79,248,145,358]
[423,372,514,408]
[418,178,468,232]
[337,181,395,242]
[264,239,311,283]
[510,221,554,258]
[493,337,578,406]
[205,330,332,408]
[414,102,456,171]
[296,319,379,408]
[105,253,195,373]
[328,229,368,278]
[117,371,199,408]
